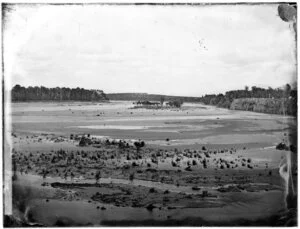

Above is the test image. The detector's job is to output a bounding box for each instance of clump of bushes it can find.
[276,142,289,150]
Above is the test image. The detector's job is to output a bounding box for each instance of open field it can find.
[7,101,296,226]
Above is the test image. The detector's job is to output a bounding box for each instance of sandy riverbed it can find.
[5,101,296,226]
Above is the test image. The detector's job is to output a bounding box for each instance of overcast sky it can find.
[4,4,296,96]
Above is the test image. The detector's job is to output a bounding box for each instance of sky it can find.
[3,4,297,96]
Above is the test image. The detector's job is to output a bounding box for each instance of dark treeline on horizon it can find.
[11,85,108,102]
[200,85,297,116]
[201,85,297,107]
[10,84,297,116]
[106,93,201,102]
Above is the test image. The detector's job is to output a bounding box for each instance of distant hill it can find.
[106,93,202,102]
[11,85,108,102]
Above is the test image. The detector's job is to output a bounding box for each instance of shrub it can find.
[276,142,289,150]
[149,187,156,193]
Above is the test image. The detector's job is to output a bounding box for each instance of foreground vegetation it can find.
[9,132,291,226]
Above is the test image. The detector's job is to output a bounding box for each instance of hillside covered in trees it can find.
[11,85,108,102]
[107,93,201,103]
[200,85,297,116]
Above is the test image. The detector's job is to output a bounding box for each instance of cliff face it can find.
[230,98,296,115]
[11,85,108,102]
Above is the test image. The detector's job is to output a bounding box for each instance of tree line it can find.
[107,93,201,102]
[200,85,297,116]
[11,85,108,102]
